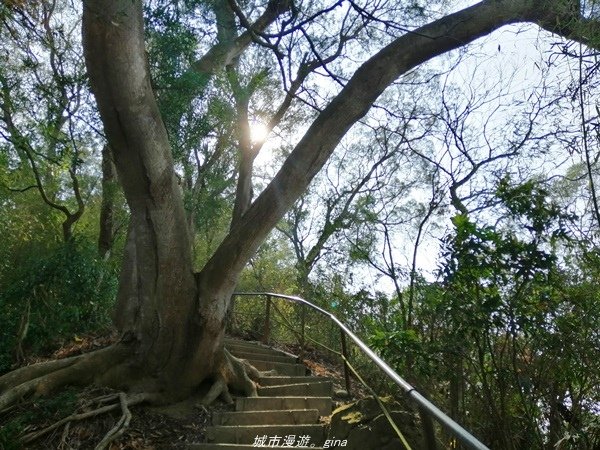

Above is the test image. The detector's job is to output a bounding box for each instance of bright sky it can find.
[358,22,588,294]
[250,4,592,296]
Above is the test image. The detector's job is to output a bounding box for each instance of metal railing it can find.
[232,292,489,450]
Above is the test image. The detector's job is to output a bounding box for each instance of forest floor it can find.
[0,332,353,449]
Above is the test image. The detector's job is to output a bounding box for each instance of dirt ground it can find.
[1,392,210,449]
[1,333,211,449]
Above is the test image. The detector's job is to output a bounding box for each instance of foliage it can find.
[0,387,78,448]
[0,0,99,242]
[366,178,600,449]
[0,239,117,372]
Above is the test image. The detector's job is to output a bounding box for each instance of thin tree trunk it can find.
[98,144,117,258]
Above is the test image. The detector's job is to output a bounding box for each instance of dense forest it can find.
[1,0,599,448]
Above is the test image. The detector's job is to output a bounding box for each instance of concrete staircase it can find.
[189,337,333,449]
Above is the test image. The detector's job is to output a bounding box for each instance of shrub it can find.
[0,239,117,372]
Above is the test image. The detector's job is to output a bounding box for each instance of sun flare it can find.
[250,121,269,144]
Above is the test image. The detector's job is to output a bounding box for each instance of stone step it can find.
[213,409,319,426]
[258,381,333,397]
[226,344,297,360]
[224,338,280,349]
[187,444,323,450]
[236,396,332,416]
[225,338,297,353]
[205,339,332,450]
[229,350,298,364]
[246,359,308,376]
[226,342,283,354]
[258,375,330,386]
[206,424,326,446]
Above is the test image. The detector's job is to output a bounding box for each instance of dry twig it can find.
[20,392,149,446]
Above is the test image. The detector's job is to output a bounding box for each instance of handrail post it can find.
[300,303,306,357]
[262,295,271,344]
[340,330,351,395]
[419,407,438,450]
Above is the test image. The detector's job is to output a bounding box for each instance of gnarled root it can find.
[0,340,268,446]
[19,390,158,448]
[0,344,130,411]
[0,344,164,448]
[200,349,259,405]
[93,392,132,450]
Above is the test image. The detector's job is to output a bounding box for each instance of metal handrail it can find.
[233,291,490,450]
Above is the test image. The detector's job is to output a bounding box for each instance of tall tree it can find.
[1,0,600,414]
[0,0,91,242]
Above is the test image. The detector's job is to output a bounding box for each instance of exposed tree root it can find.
[200,349,263,405]
[20,391,153,447]
[202,377,233,405]
[58,422,71,450]
[0,354,81,393]
[1,342,264,411]
[1,342,264,447]
[0,345,129,411]
[94,392,133,450]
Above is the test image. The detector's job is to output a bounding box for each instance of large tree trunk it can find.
[81,0,262,403]
[82,0,218,396]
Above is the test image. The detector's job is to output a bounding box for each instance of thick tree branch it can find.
[190,0,291,76]
[228,65,257,228]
